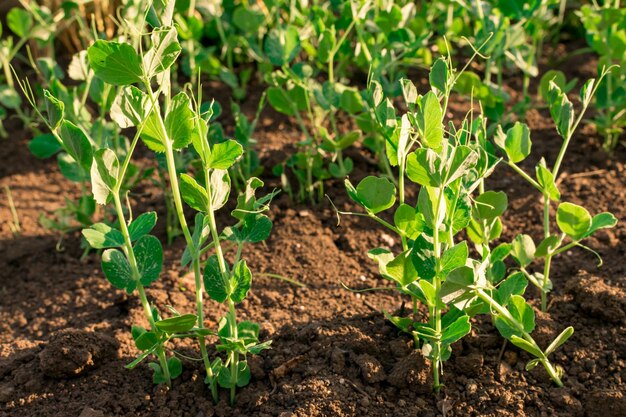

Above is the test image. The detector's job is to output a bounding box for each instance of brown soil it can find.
[1,43,625,417]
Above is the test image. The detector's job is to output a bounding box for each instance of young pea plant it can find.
[495,70,618,311]
[338,57,573,391]
[578,3,626,150]
[179,99,276,403]
[81,116,184,388]
[87,5,274,402]
[264,2,371,203]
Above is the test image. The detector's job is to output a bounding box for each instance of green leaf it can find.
[28,134,61,159]
[102,249,135,293]
[167,357,182,379]
[204,255,228,303]
[347,176,396,214]
[411,235,436,280]
[180,173,209,212]
[440,266,474,305]
[140,111,167,152]
[207,140,243,170]
[230,260,253,303]
[547,81,574,139]
[441,242,468,274]
[429,57,448,93]
[129,212,158,241]
[0,85,21,109]
[90,149,119,205]
[155,314,197,333]
[406,149,441,187]
[134,235,163,286]
[474,191,508,220]
[400,79,418,107]
[224,214,272,244]
[134,331,158,351]
[110,86,149,129]
[43,90,64,130]
[536,162,560,202]
[497,272,528,306]
[394,204,423,240]
[82,223,125,249]
[143,26,181,78]
[209,170,231,211]
[535,235,562,258]
[264,26,301,66]
[545,326,574,355]
[417,92,443,150]
[266,87,294,116]
[385,251,418,287]
[444,145,477,185]
[441,315,471,345]
[504,122,531,163]
[511,234,535,268]
[166,92,195,150]
[418,280,437,306]
[233,7,265,33]
[88,40,143,85]
[340,88,364,114]
[510,335,543,358]
[584,212,617,238]
[7,8,32,37]
[59,121,93,172]
[556,202,591,240]
[509,295,535,333]
[57,153,85,182]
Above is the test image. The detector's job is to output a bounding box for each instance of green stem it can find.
[475,289,563,386]
[113,192,171,387]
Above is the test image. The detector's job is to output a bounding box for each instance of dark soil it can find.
[1,43,625,417]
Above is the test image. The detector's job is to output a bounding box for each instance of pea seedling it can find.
[84,1,275,403]
[495,69,618,311]
[339,57,573,391]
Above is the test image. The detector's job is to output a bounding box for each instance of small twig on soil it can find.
[496,339,508,364]
[362,299,379,312]
[341,378,370,399]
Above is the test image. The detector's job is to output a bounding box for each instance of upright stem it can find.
[431,187,445,392]
[113,192,171,386]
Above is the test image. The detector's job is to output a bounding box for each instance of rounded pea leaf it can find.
[82,223,125,249]
[134,235,163,286]
[204,255,228,303]
[224,214,272,244]
[59,120,93,172]
[91,148,119,205]
[155,314,197,333]
[474,191,508,220]
[556,202,591,240]
[180,173,209,212]
[266,87,294,116]
[264,26,301,67]
[511,234,535,268]
[7,7,32,37]
[28,134,62,159]
[394,204,423,240]
[88,40,144,85]
[143,26,181,78]
[504,122,531,163]
[231,260,252,303]
[165,92,195,150]
[406,149,441,187]
[417,92,443,150]
[584,212,617,238]
[207,140,243,170]
[441,315,470,345]
[134,331,158,351]
[102,249,135,293]
[128,212,158,242]
[346,176,396,214]
[429,57,448,93]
